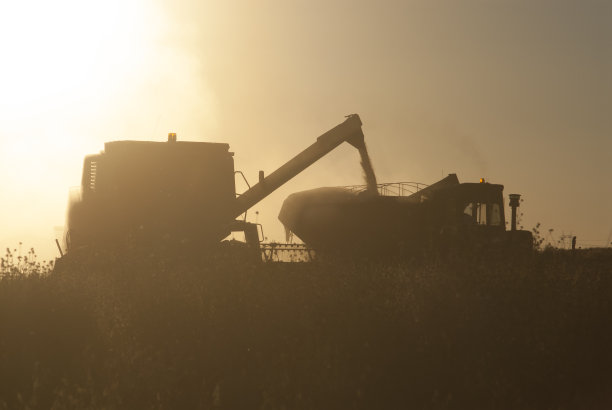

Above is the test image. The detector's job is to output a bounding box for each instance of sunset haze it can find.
[1,0,610,259]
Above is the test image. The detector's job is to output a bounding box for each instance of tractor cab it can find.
[454,182,506,229]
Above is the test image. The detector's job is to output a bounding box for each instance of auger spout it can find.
[231,114,374,219]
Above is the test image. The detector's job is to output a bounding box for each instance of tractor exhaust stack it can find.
[509,193,521,231]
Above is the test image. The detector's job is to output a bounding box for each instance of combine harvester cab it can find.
[66,140,237,252]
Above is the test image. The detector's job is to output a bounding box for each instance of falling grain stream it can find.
[358,144,378,195]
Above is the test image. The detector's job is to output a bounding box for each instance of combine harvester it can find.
[62,115,369,260]
[60,114,532,263]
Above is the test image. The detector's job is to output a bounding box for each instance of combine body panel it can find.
[67,141,236,250]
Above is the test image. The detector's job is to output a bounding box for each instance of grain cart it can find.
[279,174,533,258]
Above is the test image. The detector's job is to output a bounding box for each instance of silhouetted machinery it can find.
[64,115,367,254]
[279,174,533,257]
[64,113,532,260]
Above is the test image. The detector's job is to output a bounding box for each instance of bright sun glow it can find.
[0,0,187,257]
[0,0,156,194]
[0,0,152,134]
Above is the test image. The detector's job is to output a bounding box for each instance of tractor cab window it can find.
[463,203,477,224]
[463,203,473,218]
[463,202,498,226]
[477,203,486,225]
[490,203,501,226]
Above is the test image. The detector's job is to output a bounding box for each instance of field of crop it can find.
[1,246,611,409]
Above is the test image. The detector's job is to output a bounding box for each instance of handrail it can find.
[340,181,429,197]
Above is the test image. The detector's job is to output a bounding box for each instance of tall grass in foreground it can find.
[1,245,53,279]
[0,248,611,409]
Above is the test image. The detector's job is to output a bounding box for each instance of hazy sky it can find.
[1,0,610,259]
